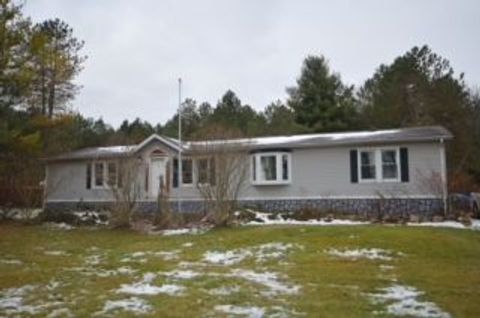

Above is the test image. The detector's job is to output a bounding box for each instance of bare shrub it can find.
[109,153,142,228]
[190,125,249,227]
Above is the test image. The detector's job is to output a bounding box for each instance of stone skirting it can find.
[44,198,444,217]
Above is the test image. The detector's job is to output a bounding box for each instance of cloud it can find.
[24,0,480,127]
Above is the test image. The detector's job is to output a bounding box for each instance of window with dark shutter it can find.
[400,147,409,182]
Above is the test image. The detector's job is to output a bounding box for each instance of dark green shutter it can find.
[350,150,358,183]
[400,147,409,182]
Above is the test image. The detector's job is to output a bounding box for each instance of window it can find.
[381,150,399,180]
[91,161,120,188]
[197,157,216,185]
[86,163,92,189]
[252,152,291,185]
[282,154,289,181]
[107,162,117,187]
[182,158,193,185]
[360,151,376,181]
[261,155,277,181]
[94,162,104,187]
[358,148,400,182]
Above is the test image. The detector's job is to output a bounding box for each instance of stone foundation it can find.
[44,198,443,217]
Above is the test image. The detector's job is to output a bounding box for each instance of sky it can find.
[24,0,480,128]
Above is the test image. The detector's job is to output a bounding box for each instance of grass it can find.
[0,223,479,317]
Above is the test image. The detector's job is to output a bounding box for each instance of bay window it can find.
[252,152,291,185]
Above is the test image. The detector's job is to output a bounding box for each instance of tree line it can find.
[1,0,480,194]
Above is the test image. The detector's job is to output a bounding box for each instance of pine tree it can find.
[287,55,358,132]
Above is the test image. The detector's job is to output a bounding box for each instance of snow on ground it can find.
[117,273,185,296]
[368,284,451,318]
[230,269,300,296]
[44,250,70,256]
[0,285,37,315]
[408,219,480,231]
[121,250,181,263]
[245,211,368,226]
[98,297,152,315]
[215,305,265,318]
[72,211,108,225]
[43,222,75,230]
[154,227,211,236]
[326,248,402,261]
[207,286,241,296]
[0,259,23,265]
[182,242,194,247]
[159,269,201,280]
[203,242,301,266]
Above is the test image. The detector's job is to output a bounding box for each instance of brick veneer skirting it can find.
[44,197,443,217]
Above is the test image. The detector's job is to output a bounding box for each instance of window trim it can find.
[196,157,215,186]
[357,147,400,183]
[181,158,194,187]
[251,152,292,185]
[91,161,119,189]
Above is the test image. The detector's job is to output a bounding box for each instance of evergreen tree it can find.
[263,100,307,135]
[28,18,86,117]
[287,55,358,132]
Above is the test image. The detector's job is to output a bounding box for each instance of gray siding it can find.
[46,140,445,203]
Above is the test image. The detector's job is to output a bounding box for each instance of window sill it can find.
[252,180,291,186]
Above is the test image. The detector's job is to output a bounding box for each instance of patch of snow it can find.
[47,308,74,318]
[326,248,401,261]
[10,208,43,220]
[204,250,251,266]
[215,305,265,318]
[0,285,38,315]
[231,269,300,296]
[100,297,152,315]
[72,211,108,225]
[368,284,450,318]
[157,227,210,236]
[408,220,480,231]
[43,222,75,230]
[182,242,194,247]
[117,273,185,296]
[245,210,368,226]
[85,254,104,266]
[44,250,69,256]
[0,259,23,265]
[160,270,201,280]
[203,242,301,266]
[207,286,241,296]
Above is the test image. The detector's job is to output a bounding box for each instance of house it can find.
[44,126,452,216]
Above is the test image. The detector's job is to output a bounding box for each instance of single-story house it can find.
[44,126,452,216]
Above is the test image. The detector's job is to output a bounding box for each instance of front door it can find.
[150,157,166,198]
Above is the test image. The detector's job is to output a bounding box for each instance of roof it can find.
[191,125,452,150]
[46,126,452,162]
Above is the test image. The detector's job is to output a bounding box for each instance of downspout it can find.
[439,138,448,216]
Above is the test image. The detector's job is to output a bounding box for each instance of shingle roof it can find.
[46,126,452,162]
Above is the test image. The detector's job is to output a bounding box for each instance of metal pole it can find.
[177,78,182,214]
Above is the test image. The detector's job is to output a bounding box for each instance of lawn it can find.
[0,223,479,317]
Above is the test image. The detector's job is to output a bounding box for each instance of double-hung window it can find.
[252,152,291,185]
[197,157,216,185]
[358,148,400,182]
[89,161,119,189]
[182,158,193,185]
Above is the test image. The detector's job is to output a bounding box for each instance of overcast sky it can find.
[24,0,480,128]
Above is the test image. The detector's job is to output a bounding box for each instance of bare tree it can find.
[190,125,250,226]
[416,169,446,216]
[109,152,142,228]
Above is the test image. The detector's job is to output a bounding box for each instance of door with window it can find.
[150,157,167,198]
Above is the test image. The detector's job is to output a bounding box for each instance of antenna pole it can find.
[177,78,182,214]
